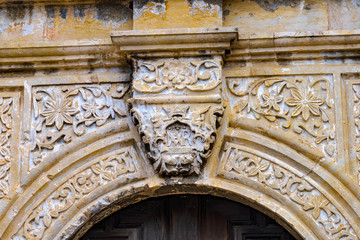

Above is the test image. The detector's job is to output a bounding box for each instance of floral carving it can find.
[134,58,221,93]
[30,84,129,168]
[15,147,141,240]
[41,96,78,130]
[228,76,335,157]
[0,97,12,199]
[219,143,357,240]
[131,104,224,176]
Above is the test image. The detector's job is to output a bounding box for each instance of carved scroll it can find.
[0,97,13,199]
[218,142,357,240]
[14,147,142,240]
[228,76,335,159]
[29,83,129,169]
[133,58,221,94]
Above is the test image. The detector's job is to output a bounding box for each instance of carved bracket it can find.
[129,57,224,176]
[111,28,237,176]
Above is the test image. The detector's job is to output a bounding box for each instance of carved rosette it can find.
[130,57,224,176]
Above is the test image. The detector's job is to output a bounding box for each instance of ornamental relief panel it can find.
[0,96,13,199]
[133,58,222,94]
[217,142,357,240]
[227,75,336,161]
[131,104,223,176]
[130,56,224,176]
[25,83,129,170]
[14,146,144,240]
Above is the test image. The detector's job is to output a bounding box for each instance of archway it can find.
[80,194,298,240]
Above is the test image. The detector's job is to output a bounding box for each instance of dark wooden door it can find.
[81,195,297,240]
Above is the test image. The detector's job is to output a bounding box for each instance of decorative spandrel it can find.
[28,83,129,169]
[130,56,224,177]
[227,75,336,161]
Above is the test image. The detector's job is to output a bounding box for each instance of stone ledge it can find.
[111,27,239,57]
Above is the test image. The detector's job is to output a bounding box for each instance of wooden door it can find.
[81,195,297,240]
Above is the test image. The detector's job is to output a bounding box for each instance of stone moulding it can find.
[0,39,123,72]
[13,146,145,240]
[227,30,360,63]
[217,142,358,240]
[111,27,238,57]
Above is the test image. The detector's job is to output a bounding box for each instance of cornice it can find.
[228,29,360,63]
[111,27,239,58]
[0,39,126,72]
[2,29,360,72]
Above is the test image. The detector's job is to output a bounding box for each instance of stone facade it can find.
[1,0,360,239]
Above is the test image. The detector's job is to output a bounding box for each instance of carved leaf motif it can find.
[30,84,129,168]
[220,144,357,240]
[43,214,52,228]
[0,97,12,200]
[18,148,138,240]
[133,59,221,93]
[229,76,335,158]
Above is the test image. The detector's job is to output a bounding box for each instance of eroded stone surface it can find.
[0,2,360,240]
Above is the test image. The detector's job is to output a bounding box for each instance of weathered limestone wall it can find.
[0,1,132,43]
[3,0,360,44]
[1,1,360,240]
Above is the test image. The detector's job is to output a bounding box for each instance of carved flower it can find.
[285,89,323,121]
[261,92,283,112]
[41,97,78,130]
[164,66,192,88]
[82,100,104,118]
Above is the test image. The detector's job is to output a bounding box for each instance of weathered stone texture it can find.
[0,1,132,43]
[1,1,360,240]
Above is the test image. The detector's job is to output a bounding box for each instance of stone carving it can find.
[218,143,357,240]
[0,97,12,199]
[228,76,335,157]
[131,104,224,176]
[14,147,140,240]
[133,59,221,93]
[351,84,360,185]
[30,83,128,169]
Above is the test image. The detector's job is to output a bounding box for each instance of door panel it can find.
[81,195,296,240]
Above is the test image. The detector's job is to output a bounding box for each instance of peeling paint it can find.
[0,2,132,43]
[133,0,222,29]
[189,0,222,19]
[223,0,328,33]
[248,0,303,12]
[134,1,166,20]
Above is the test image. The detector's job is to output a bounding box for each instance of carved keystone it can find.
[111,28,238,176]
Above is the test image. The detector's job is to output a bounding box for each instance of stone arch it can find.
[5,129,359,240]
